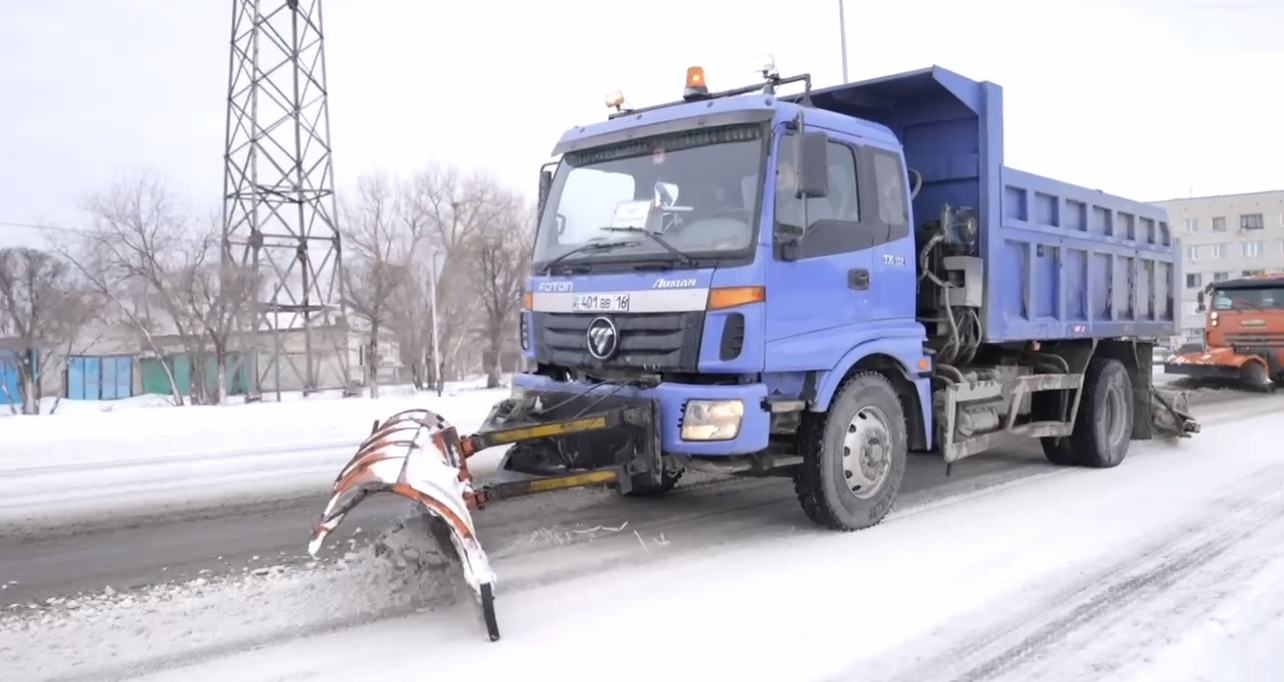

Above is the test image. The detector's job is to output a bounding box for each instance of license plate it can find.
[572,293,631,313]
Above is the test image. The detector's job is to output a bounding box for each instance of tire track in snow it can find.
[868,464,1284,682]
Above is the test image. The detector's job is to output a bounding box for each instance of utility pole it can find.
[222,0,351,398]
[429,250,442,397]
[838,0,850,84]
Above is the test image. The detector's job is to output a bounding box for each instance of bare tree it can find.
[396,165,511,391]
[340,173,426,398]
[60,175,253,406]
[168,217,260,404]
[468,194,534,388]
[0,247,92,415]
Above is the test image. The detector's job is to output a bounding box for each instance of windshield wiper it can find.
[541,239,641,275]
[599,227,693,264]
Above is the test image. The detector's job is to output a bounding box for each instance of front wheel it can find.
[794,372,908,531]
[619,468,683,497]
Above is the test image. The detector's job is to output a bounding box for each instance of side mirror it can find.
[537,168,554,217]
[1196,290,1205,312]
[796,131,829,199]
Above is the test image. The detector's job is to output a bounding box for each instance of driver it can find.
[774,161,803,228]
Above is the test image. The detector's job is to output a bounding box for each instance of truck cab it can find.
[1166,273,1284,387]
[509,60,928,488]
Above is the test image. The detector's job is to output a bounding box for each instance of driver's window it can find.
[774,135,860,232]
[558,169,635,243]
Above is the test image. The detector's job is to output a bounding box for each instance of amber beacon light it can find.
[684,66,709,99]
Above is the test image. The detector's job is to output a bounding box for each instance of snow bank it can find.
[4,411,1282,682]
[0,383,510,530]
[0,382,507,462]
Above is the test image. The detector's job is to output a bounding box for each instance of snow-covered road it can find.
[2,392,1282,682]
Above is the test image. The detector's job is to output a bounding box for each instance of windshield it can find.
[1211,286,1284,311]
[532,124,765,271]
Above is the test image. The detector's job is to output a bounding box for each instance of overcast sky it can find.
[1,0,1280,250]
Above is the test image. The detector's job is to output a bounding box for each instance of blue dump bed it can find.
[803,67,1179,343]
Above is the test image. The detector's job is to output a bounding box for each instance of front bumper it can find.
[511,374,771,456]
[1163,362,1243,381]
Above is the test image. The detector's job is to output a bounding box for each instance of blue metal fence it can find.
[66,355,133,401]
[0,351,19,404]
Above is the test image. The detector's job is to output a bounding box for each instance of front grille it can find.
[532,312,704,371]
[1224,331,1284,348]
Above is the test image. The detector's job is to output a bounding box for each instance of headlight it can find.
[680,399,744,441]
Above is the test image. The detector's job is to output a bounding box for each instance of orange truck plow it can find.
[1164,273,1284,391]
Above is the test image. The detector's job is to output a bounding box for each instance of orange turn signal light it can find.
[707,286,765,311]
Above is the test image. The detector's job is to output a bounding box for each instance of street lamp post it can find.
[838,0,849,84]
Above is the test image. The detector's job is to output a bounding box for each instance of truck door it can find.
[763,128,877,368]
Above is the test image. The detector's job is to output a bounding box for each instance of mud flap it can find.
[308,409,501,641]
[1150,386,1200,441]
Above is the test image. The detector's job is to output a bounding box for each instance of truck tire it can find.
[794,372,907,531]
[1042,357,1133,468]
[620,468,683,497]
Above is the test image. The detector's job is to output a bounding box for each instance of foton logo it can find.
[537,281,574,292]
[653,278,697,289]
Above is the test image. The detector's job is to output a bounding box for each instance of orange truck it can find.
[1164,272,1284,390]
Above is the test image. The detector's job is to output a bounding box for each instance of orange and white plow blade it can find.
[308,409,501,641]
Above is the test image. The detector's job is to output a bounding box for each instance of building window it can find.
[1184,218,1198,233]
[1212,216,1227,232]
[1186,245,1199,260]
[1240,213,1265,230]
[1186,273,1202,288]
[1243,240,1264,257]
[1243,269,1264,277]
[1213,272,1230,282]
[1211,243,1227,259]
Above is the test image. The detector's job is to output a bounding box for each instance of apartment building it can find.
[1153,189,1284,342]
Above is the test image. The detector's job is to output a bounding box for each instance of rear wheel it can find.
[1041,357,1134,468]
[794,372,907,531]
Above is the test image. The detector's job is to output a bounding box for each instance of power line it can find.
[0,219,219,248]
[0,220,86,235]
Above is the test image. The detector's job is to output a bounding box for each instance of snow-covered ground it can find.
[0,381,512,530]
[2,398,1283,682]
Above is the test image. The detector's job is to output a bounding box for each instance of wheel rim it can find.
[1104,379,1128,447]
[841,406,893,500]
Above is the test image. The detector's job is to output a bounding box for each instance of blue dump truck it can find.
[470,59,1200,531]
[310,59,1203,641]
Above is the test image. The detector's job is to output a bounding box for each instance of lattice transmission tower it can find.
[221,0,350,398]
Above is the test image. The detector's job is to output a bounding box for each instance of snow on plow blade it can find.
[309,409,501,641]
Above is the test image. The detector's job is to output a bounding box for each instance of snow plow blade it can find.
[1150,386,1200,441]
[1164,347,1275,392]
[308,409,501,641]
[308,397,659,642]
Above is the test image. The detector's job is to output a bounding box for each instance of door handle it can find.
[848,269,870,290]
